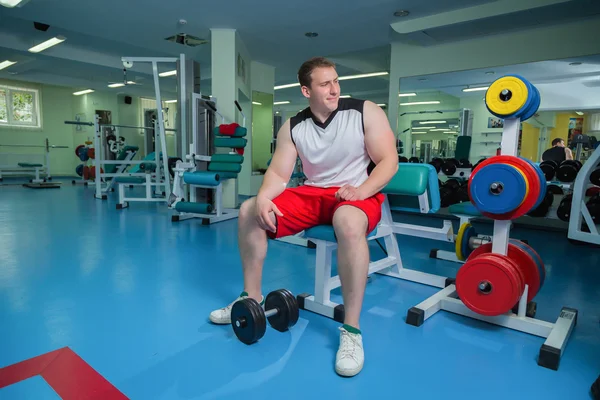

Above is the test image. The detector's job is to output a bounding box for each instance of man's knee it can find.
[238,197,277,229]
[333,206,368,242]
[239,197,256,221]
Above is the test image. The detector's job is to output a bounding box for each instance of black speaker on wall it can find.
[124,96,132,104]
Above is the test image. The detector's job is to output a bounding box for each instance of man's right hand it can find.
[255,195,283,233]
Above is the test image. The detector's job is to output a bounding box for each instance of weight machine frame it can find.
[298,174,451,322]
[169,93,245,224]
[568,145,600,245]
[0,138,67,182]
[406,117,578,371]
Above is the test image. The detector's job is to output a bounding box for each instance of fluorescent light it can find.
[252,101,262,105]
[431,128,450,131]
[576,111,584,116]
[274,101,290,105]
[399,93,416,97]
[0,60,17,71]
[0,0,28,8]
[274,71,388,90]
[400,101,441,106]
[338,71,388,81]
[463,86,489,92]
[28,36,66,53]
[412,127,433,130]
[377,103,386,107]
[159,70,177,77]
[73,89,94,96]
[419,120,446,124]
[108,83,125,88]
[339,95,352,98]
[275,83,300,90]
[165,100,177,104]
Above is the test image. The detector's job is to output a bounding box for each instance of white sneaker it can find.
[209,291,264,324]
[335,326,364,377]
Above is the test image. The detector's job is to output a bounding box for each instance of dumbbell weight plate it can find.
[590,167,600,186]
[556,160,581,182]
[539,160,558,182]
[442,158,459,175]
[265,289,299,332]
[231,298,267,344]
[556,194,573,222]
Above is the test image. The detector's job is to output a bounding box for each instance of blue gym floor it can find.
[1,180,599,399]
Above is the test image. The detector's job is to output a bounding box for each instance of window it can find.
[0,85,41,128]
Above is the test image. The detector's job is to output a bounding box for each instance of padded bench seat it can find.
[18,163,43,168]
[304,225,378,243]
[448,201,482,217]
[114,177,146,184]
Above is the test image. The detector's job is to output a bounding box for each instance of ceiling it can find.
[0,0,598,108]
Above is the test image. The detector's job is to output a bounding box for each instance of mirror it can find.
[251,91,273,174]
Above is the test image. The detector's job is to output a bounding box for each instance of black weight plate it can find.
[444,178,461,190]
[265,289,298,332]
[547,184,564,195]
[556,195,573,222]
[398,156,408,163]
[539,161,556,181]
[409,157,420,163]
[231,298,266,344]
[556,163,578,182]
[430,158,443,173]
[472,158,486,171]
[458,159,472,168]
[528,189,553,217]
[442,159,459,175]
[590,167,600,186]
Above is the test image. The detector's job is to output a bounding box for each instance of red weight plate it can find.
[456,253,523,316]
[468,155,541,220]
[467,241,540,302]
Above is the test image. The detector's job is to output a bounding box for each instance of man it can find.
[541,138,573,163]
[209,57,398,377]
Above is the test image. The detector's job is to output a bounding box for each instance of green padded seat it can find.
[18,163,43,167]
[303,225,378,243]
[114,177,146,184]
[448,201,482,217]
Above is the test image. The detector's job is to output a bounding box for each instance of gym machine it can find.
[169,94,248,224]
[406,74,577,371]
[568,144,600,245]
[0,138,68,187]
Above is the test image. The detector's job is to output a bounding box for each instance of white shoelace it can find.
[338,328,362,362]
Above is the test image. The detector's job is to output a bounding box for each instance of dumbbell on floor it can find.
[231,289,299,344]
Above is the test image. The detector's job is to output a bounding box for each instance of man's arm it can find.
[565,147,573,160]
[358,101,398,198]
[257,119,298,200]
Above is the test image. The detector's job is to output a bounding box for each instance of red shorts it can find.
[266,185,384,239]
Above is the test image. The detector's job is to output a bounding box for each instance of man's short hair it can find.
[552,138,564,146]
[298,57,336,88]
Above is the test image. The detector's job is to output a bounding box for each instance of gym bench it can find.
[296,163,450,322]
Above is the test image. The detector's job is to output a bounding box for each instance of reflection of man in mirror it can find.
[541,138,573,163]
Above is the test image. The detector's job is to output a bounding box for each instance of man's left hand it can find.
[335,185,367,202]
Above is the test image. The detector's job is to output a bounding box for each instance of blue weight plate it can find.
[469,163,528,214]
[510,74,534,120]
[521,85,540,121]
[520,157,547,210]
[511,239,545,289]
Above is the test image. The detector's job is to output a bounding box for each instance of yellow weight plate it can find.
[511,164,530,208]
[485,76,529,117]
[455,222,470,261]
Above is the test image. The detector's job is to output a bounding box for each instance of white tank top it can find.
[290,98,372,188]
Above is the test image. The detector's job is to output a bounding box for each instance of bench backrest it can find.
[382,163,441,214]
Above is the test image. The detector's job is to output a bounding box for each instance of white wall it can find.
[537,81,600,112]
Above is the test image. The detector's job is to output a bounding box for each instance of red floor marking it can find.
[0,347,128,399]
